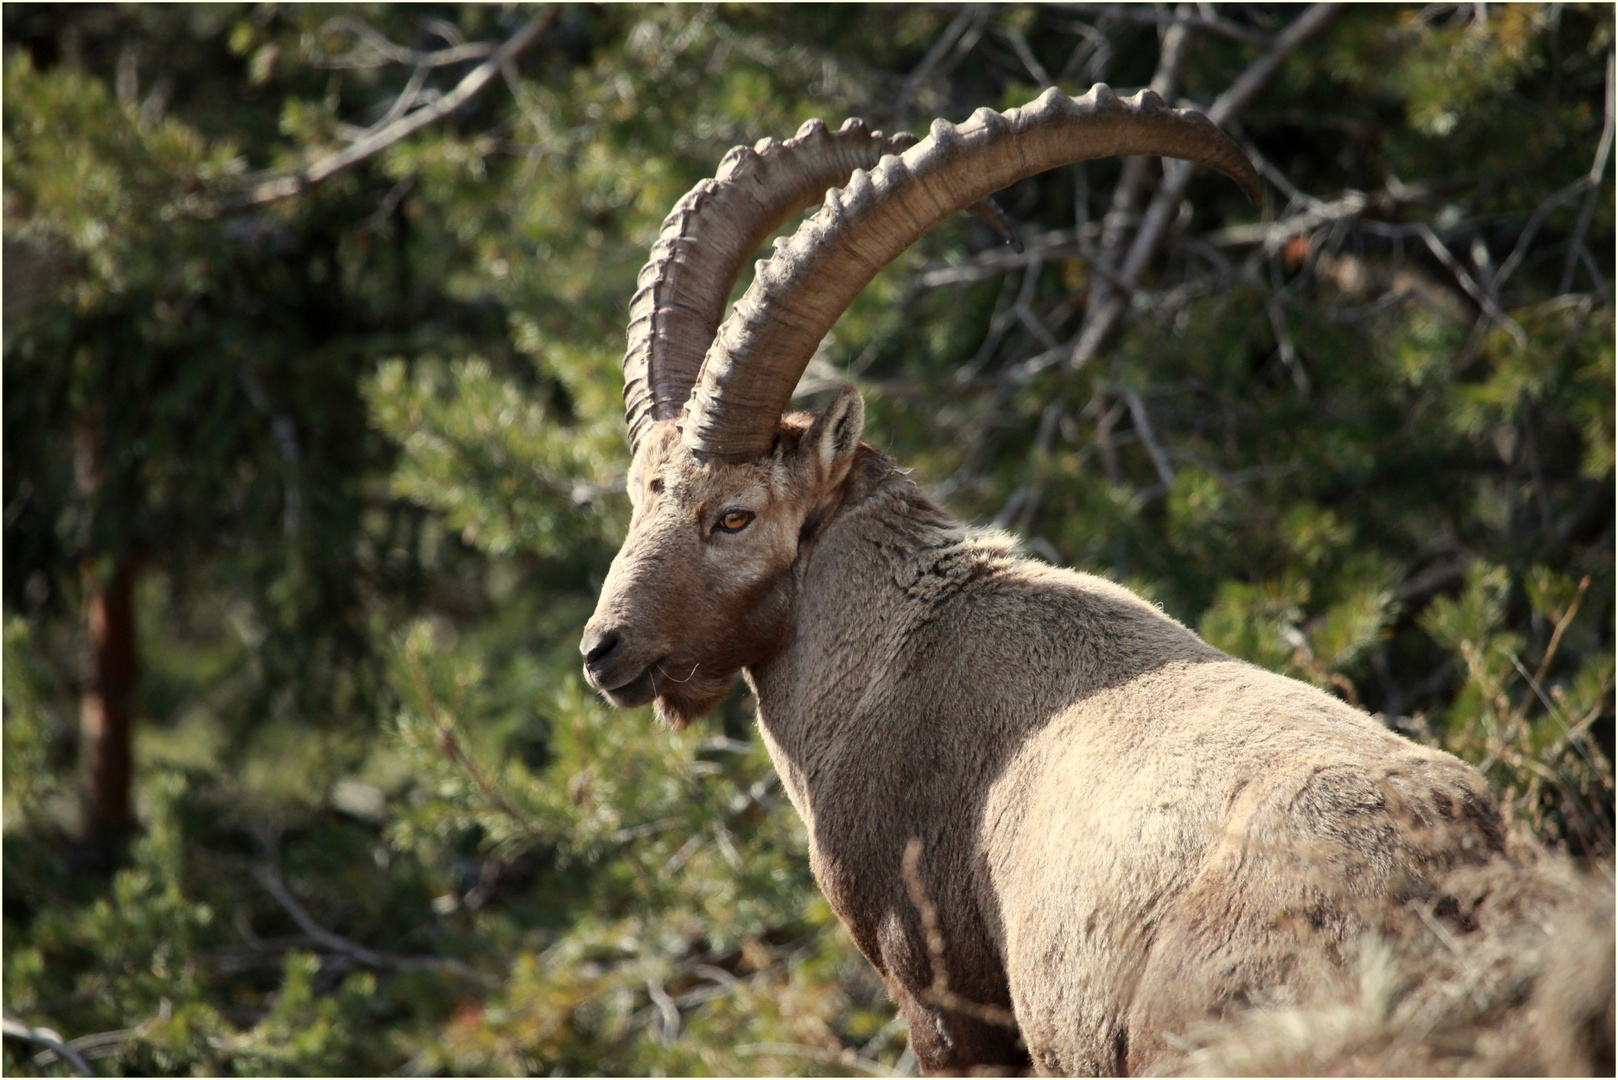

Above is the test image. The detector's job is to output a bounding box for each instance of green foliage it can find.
[4,4,1611,1077]
[5,775,388,1075]
[2,617,66,828]
[380,623,891,1075]
[2,54,236,302]
[366,356,621,558]
[1422,563,1613,845]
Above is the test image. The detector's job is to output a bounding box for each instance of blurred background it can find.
[3,3,1612,1075]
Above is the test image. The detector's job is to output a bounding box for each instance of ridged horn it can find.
[622,117,923,455]
[680,85,1262,462]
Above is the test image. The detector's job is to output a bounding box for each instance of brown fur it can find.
[1167,842,1614,1076]
[582,391,1600,1076]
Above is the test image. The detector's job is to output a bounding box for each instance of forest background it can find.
[3,3,1613,1075]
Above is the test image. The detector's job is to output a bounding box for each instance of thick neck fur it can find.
[747,449,1013,770]
[745,445,1209,806]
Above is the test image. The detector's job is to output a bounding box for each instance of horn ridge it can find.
[620,117,922,454]
[679,85,1261,462]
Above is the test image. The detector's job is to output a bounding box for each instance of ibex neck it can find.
[744,470,1002,810]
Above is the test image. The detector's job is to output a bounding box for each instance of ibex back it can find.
[581,88,1510,1075]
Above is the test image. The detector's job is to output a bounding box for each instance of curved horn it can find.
[680,85,1262,462]
[622,118,922,455]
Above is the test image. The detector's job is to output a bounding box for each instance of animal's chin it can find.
[594,661,730,724]
[598,666,658,709]
[652,672,733,730]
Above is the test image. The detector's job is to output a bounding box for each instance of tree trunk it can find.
[80,552,138,833]
[74,415,139,841]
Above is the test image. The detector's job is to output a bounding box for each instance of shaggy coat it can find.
[582,391,1505,1076]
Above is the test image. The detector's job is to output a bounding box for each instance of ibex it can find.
[579,87,1529,1074]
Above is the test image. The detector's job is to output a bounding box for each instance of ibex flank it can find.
[580,87,1517,1075]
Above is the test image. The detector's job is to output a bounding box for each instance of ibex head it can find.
[580,391,866,728]
[581,86,1259,726]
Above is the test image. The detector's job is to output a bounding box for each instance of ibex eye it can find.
[716,509,754,533]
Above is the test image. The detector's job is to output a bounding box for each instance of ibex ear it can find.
[803,385,865,484]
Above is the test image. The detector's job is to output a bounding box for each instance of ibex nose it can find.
[581,628,621,672]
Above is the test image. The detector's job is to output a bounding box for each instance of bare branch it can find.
[998,23,1054,89]
[31,1028,136,1069]
[2,1012,95,1076]
[404,642,543,836]
[1065,3,1343,371]
[422,17,470,51]
[313,16,496,70]
[1560,49,1614,294]
[995,399,1065,531]
[949,272,1025,387]
[251,863,484,982]
[733,1042,893,1076]
[1500,238,1590,315]
[1576,241,1609,301]
[1054,4,1274,46]
[1117,388,1176,488]
[1413,224,1527,348]
[893,5,986,123]
[918,225,1109,288]
[1208,4,1344,128]
[900,840,1019,1029]
[253,862,389,967]
[1057,15,1114,84]
[230,8,557,210]
[939,5,1235,487]
[646,978,681,1047]
[1204,189,1369,250]
[1267,297,1311,396]
[1526,575,1591,717]
[355,63,433,142]
[1085,7,1194,327]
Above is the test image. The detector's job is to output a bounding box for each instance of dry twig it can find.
[1066,2,1342,372]
[893,6,986,123]
[251,862,484,982]
[404,643,542,836]
[900,839,1019,1028]
[1117,387,1175,488]
[314,16,496,69]
[1561,49,1615,295]
[227,8,557,210]
[733,1041,893,1076]
[1055,4,1272,46]
[2,1012,96,1076]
